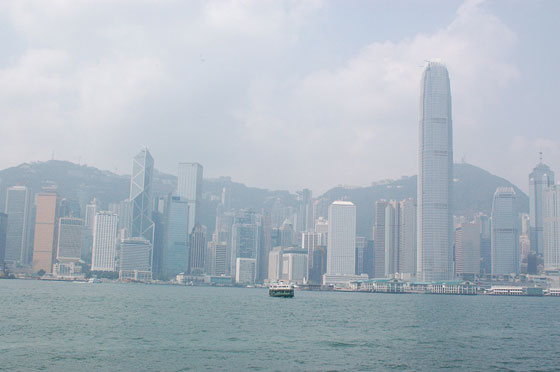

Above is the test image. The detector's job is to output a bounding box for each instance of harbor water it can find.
[1,280,559,371]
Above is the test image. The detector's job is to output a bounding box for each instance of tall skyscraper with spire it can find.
[417,61,454,281]
[130,148,154,243]
[529,154,554,256]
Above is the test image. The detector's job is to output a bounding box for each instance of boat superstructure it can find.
[269,282,295,298]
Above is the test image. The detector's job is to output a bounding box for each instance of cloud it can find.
[0,0,529,194]
[235,0,519,192]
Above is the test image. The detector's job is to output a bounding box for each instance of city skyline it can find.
[0,1,558,194]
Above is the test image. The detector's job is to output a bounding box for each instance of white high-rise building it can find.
[177,162,203,234]
[282,252,307,283]
[529,159,554,256]
[417,61,454,281]
[91,212,118,271]
[4,186,32,265]
[543,185,560,271]
[385,201,400,276]
[491,187,519,276]
[399,198,417,276]
[235,257,256,284]
[326,201,356,276]
[268,247,283,282]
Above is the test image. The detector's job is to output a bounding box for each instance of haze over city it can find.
[1,0,558,193]
[2,1,560,371]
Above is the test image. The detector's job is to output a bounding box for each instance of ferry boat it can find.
[269,282,294,298]
[88,278,102,283]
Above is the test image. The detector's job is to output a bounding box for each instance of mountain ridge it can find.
[0,160,528,238]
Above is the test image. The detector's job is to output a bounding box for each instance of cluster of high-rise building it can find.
[1,61,559,287]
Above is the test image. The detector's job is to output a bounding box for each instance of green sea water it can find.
[1,280,559,371]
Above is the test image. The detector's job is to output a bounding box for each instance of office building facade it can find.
[417,61,454,281]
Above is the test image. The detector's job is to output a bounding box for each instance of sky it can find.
[0,0,559,194]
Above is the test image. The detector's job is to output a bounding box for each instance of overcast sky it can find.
[0,0,558,194]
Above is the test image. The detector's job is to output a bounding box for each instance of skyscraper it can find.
[189,224,207,275]
[56,217,83,262]
[32,192,60,274]
[417,61,454,281]
[384,201,400,276]
[455,221,481,278]
[0,213,7,270]
[130,148,154,243]
[208,241,227,276]
[543,185,560,271]
[399,198,417,277]
[529,158,554,256]
[355,236,367,275]
[326,201,356,276]
[491,187,519,276]
[119,237,152,281]
[163,196,189,278]
[177,162,203,234]
[4,186,32,265]
[91,212,118,272]
[373,200,388,278]
[230,210,260,277]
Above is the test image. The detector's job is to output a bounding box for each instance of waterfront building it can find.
[0,213,7,269]
[417,61,454,281]
[476,213,491,276]
[56,217,83,262]
[363,240,375,278]
[385,201,400,276]
[163,196,189,278]
[268,247,283,282]
[189,224,206,275]
[282,251,307,283]
[235,257,256,284]
[399,198,417,276]
[4,186,32,265]
[543,185,560,271]
[32,192,60,274]
[119,237,152,280]
[491,187,519,276]
[208,241,227,276]
[130,148,155,243]
[374,200,388,277]
[354,278,407,293]
[322,273,367,287]
[455,221,481,278]
[257,209,272,283]
[91,212,118,271]
[326,201,356,277]
[355,236,367,275]
[177,162,203,234]
[230,210,260,277]
[529,158,555,256]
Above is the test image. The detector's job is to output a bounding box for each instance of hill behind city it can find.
[0,160,528,237]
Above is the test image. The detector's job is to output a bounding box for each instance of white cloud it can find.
[0,0,540,194]
[234,0,520,192]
